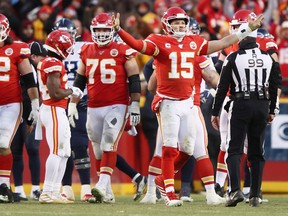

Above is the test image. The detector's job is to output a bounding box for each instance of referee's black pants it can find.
[226,98,269,198]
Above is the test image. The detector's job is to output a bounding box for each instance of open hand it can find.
[248,14,264,31]
[112,12,121,31]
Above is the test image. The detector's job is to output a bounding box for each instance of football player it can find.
[0,14,39,203]
[68,13,141,203]
[140,18,224,205]
[11,41,47,201]
[37,30,83,204]
[113,7,263,207]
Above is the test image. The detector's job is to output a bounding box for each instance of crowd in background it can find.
[1,0,287,95]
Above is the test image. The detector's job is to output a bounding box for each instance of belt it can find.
[230,91,267,100]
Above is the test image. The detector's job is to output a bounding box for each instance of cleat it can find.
[13,193,28,202]
[249,197,260,207]
[180,196,193,202]
[104,184,115,204]
[179,188,193,202]
[61,186,75,201]
[0,183,14,203]
[31,189,42,200]
[140,192,157,204]
[206,191,226,205]
[103,194,115,204]
[91,186,105,203]
[82,194,96,203]
[155,187,162,202]
[39,193,74,204]
[155,175,166,197]
[214,183,225,197]
[164,192,183,207]
[133,176,147,201]
[243,192,250,203]
[225,190,244,207]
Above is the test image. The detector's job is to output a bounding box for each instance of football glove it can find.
[129,101,140,126]
[28,98,40,125]
[69,87,84,99]
[68,103,78,128]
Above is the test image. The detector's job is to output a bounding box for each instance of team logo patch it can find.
[165,43,171,48]
[5,48,13,56]
[110,49,118,57]
[190,42,197,50]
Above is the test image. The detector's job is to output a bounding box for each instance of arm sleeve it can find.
[212,56,233,116]
[118,29,157,56]
[269,61,282,114]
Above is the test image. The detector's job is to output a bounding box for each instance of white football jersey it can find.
[63,41,87,95]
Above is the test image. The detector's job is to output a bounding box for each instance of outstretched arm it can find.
[206,14,264,55]
[113,13,158,56]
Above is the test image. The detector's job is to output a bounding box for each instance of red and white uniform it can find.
[0,41,30,105]
[0,41,30,148]
[37,57,71,157]
[147,34,208,99]
[278,39,288,87]
[147,34,208,154]
[80,41,136,152]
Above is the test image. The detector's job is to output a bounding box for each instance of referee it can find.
[211,23,281,207]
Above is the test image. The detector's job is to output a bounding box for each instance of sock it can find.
[197,158,215,193]
[95,159,101,176]
[27,143,41,186]
[42,154,62,193]
[216,150,227,187]
[162,147,178,193]
[148,156,162,176]
[174,151,190,173]
[116,154,138,180]
[74,149,91,185]
[55,157,68,193]
[132,173,141,184]
[15,185,26,197]
[62,156,74,186]
[0,153,13,187]
[98,152,117,187]
[12,154,24,186]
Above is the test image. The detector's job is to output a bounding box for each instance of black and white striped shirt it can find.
[212,42,281,116]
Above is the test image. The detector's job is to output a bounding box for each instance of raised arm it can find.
[113,13,158,56]
[206,14,264,55]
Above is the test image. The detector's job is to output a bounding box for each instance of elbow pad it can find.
[73,73,87,92]
[128,74,141,93]
[22,73,37,89]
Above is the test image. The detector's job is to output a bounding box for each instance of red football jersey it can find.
[37,57,69,109]
[278,39,288,85]
[80,41,137,108]
[0,41,30,105]
[146,34,208,99]
[223,37,278,56]
[193,56,211,106]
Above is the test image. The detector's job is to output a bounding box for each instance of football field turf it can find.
[2,194,288,216]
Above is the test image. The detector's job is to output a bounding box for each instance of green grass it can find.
[2,194,288,216]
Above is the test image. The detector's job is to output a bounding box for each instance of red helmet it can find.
[44,30,74,59]
[161,7,189,38]
[230,9,257,26]
[0,14,10,42]
[90,13,114,46]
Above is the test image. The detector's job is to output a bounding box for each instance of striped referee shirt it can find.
[212,42,281,116]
